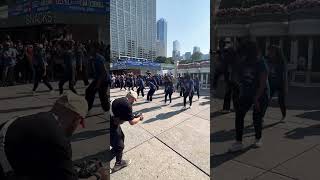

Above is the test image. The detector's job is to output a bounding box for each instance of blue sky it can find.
[157,0,210,57]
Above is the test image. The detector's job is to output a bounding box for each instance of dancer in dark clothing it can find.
[182,74,194,109]
[32,44,53,95]
[58,41,77,95]
[267,45,288,121]
[146,73,157,102]
[164,75,174,104]
[194,77,200,99]
[136,75,145,97]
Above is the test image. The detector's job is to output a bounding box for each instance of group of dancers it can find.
[213,38,288,152]
[111,72,201,109]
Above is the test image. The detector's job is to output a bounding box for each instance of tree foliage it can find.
[192,52,203,61]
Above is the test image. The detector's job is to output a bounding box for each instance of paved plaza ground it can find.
[211,86,320,180]
[0,82,210,180]
[110,87,210,180]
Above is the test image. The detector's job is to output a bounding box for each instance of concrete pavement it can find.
[110,88,210,180]
[211,87,320,180]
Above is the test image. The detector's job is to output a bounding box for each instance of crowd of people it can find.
[111,71,201,109]
[212,38,288,152]
[0,35,108,93]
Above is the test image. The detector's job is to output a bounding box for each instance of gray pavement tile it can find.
[254,172,294,180]
[272,147,320,180]
[138,106,193,136]
[120,122,154,152]
[195,107,210,121]
[110,138,210,180]
[234,128,316,170]
[157,117,210,174]
[211,160,265,180]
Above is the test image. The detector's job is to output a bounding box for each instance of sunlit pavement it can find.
[110,87,210,180]
[211,87,320,180]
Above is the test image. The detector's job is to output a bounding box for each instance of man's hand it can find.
[139,114,144,121]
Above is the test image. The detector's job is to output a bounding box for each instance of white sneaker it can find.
[228,141,243,152]
[253,139,262,148]
[281,116,286,122]
[189,105,192,109]
[181,106,187,110]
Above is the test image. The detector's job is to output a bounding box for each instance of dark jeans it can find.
[223,82,240,111]
[59,70,77,95]
[235,95,269,142]
[120,82,126,90]
[195,87,200,99]
[147,89,156,101]
[137,87,144,97]
[33,68,53,91]
[85,80,109,112]
[76,65,89,86]
[183,91,194,107]
[165,90,173,103]
[270,85,286,118]
[180,88,185,97]
[110,122,125,163]
[1,66,15,85]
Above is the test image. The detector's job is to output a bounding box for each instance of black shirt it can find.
[111,97,134,122]
[2,112,77,180]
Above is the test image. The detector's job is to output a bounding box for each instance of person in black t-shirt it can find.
[0,92,108,180]
[110,91,144,173]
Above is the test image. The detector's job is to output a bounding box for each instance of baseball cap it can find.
[127,91,138,101]
[55,92,88,118]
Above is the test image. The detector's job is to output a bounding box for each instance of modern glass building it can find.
[156,18,167,57]
[110,0,157,61]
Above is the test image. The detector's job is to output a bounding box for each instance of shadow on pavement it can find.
[0,94,35,101]
[211,111,228,119]
[159,96,182,102]
[136,106,162,114]
[143,109,184,123]
[73,150,110,164]
[285,124,320,140]
[211,122,283,143]
[296,111,320,121]
[71,129,109,142]
[200,101,210,106]
[211,146,252,168]
[0,105,52,113]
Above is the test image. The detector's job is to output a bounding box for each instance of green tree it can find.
[192,52,203,61]
[155,56,167,63]
[165,57,174,64]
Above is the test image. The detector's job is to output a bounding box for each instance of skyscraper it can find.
[110,0,157,60]
[172,40,181,61]
[156,18,167,57]
[184,52,192,60]
[193,46,201,54]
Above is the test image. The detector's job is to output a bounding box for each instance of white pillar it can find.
[307,37,313,84]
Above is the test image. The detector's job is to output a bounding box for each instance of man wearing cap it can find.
[0,92,108,180]
[110,91,143,172]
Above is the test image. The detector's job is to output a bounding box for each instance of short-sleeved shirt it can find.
[238,59,269,98]
[1,112,77,180]
[2,48,18,67]
[64,50,76,71]
[111,97,134,130]
[268,61,286,88]
[93,53,107,80]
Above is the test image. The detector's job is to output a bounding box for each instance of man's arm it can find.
[128,117,141,125]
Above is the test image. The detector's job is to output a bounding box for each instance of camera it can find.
[133,112,142,118]
[74,159,103,178]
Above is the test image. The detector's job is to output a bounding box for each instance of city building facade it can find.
[0,0,109,42]
[156,18,167,57]
[110,0,156,61]
[193,46,201,54]
[172,40,181,61]
[185,52,192,60]
[216,0,320,86]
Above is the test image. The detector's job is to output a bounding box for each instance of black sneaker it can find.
[112,159,132,173]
